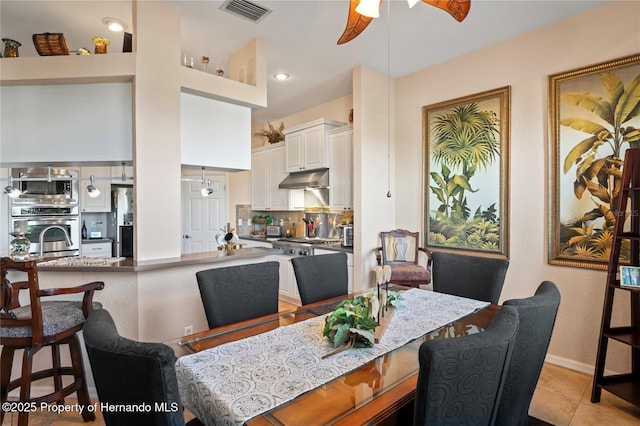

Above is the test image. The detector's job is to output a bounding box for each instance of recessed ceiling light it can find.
[274,73,290,81]
[102,17,128,32]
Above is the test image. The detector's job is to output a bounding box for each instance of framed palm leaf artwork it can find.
[422,86,510,257]
[549,54,640,270]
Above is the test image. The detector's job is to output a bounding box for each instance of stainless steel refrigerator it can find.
[107,185,134,258]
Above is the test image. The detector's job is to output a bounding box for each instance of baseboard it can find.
[545,354,621,377]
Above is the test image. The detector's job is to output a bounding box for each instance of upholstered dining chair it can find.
[413,306,520,426]
[376,229,431,288]
[196,261,280,328]
[0,257,104,426]
[291,252,348,305]
[83,308,203,426]
[495,281,561,426]
[431,251,509,304]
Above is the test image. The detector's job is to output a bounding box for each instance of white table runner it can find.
[175,288,489,425]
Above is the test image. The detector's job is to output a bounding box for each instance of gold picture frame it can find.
[549,53,640,270]
[422,86,510,257]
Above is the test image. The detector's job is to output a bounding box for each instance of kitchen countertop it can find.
[239,235,353,254]
[35,247,281,273]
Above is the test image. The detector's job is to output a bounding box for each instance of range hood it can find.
[279,168,329,189]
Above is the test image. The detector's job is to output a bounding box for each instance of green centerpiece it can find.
[322,290,404,357]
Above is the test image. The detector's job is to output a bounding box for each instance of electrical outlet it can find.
[183,325,193,336]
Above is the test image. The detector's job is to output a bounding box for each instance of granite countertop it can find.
[35,247,281,273]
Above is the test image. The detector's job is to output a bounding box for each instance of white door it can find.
[182,173,227,254]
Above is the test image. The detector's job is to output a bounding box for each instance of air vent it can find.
[220,0,271,23]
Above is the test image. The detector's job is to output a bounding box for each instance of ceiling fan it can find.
[337,0,471,45]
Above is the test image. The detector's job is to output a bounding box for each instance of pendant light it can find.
[4,177,21,199]
[87,176,101,198]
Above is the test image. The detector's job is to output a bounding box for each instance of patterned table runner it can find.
[175,288,488,425]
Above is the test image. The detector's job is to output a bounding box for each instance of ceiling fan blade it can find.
[422,0,471,22]
[337,0,377,45]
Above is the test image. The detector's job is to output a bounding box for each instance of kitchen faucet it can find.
[39,225,72,258]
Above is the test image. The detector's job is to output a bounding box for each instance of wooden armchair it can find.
[375,229,432,288]
[0,257,104,426]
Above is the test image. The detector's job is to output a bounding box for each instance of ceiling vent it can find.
[220,0,272,23]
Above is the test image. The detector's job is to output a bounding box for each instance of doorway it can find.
[181,172,227,254]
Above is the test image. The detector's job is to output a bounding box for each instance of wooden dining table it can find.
[165,286,499,425]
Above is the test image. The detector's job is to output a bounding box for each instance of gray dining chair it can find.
[413,305,520,426]
[83,308,203,426]
[196,261,280,328]
[431,251,509,304]
[495,281,561,426]
[291,253,348,305]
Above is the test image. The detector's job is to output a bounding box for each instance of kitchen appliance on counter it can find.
[10,205,80,258]
[266,225,283,238]
[10,167,79,205]
[107,185,134,258]
[339,225,353,247]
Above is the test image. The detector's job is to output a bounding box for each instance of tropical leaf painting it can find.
[550,54,640,270]
[422,87,510,257]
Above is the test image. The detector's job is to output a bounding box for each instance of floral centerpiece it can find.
[322,288,404,358]
[255,121,285,144]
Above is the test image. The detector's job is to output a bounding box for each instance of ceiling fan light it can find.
[355,0,380,18]
[201,187,213,197]
[407,0,420,8]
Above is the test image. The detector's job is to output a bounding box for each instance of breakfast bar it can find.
[33,247,281,343]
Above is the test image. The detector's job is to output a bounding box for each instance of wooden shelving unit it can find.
[591,149,640,407]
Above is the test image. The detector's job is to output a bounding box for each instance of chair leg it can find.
[68,334,96,422]
[51,342,65,405]
[0,346,16,424]
[18,347,37,426]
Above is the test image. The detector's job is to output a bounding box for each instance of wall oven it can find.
[11,206,80,258]
[10,167,79,205]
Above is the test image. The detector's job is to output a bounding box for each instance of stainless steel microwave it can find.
[11,167,79,205]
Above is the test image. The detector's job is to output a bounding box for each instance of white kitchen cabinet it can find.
[111,165,134,184]
[328,126,353,211]
[251,143,304,211]
[81,240,112,258]
[284,119,345,172]
[272,254,301,305]
[80,167,111,212]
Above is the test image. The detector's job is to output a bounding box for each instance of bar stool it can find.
[0,257,104,426]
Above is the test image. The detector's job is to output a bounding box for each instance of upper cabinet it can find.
[284,119,345,173]
[252,143,304,211]
[328,126,353,211]
[80,166,111,213]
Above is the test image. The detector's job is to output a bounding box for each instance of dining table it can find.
[166,286,499,426]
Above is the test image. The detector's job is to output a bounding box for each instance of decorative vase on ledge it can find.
[2,38,21,57]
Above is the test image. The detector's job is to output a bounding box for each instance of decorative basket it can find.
[32,33,69,56]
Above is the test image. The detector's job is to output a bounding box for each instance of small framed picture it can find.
[620,266,640,288]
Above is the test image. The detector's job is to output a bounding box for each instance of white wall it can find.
[395,0,640,373]
[0,83,132,165]
[181,91,251,171]
[134,0,182,261]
